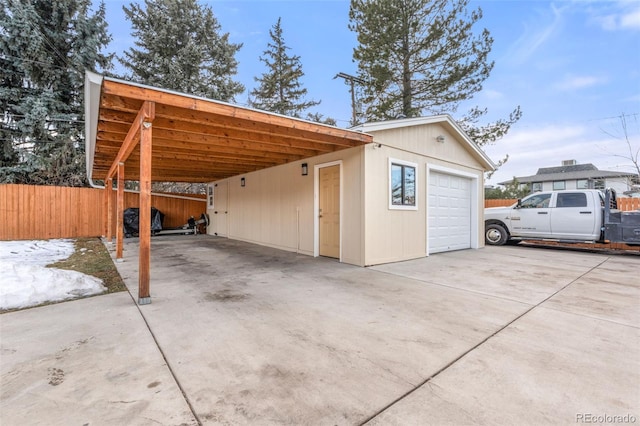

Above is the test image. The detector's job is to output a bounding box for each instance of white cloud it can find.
[484,121,638,185]
[506,3,566,65]
[588,1,640,31]
[620,7,640,29]
[553,74,607,91]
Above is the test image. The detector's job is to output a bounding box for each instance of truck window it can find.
[556,192,587,208]
[520,193,551,208]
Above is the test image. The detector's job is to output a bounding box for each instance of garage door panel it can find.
[428,171,471,254]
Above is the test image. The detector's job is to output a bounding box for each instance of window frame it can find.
[388,158,418,210]
[576,179,589,189]
[532,182,543,192]
[552,180,566,190]
[556,192,588,208]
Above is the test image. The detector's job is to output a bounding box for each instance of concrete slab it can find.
[545,255,640,327]
[371,246,609,305]
[112,237,530,424]
[368,307,640,425]
[108,237,639,424]
[3,236,637,425]
[0,292,197,426]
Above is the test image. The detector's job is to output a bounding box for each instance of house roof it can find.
[498,163,635,185]
[351,115,495,171]
[84,71,373,183]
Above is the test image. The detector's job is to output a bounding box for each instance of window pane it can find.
[532,182,542,192]
[557,193,587,208]
[404,166,415,205]
[391,164,403,205]
[594,179,605,189]
[553,181,565,190]
[521,193,551,208]
[576,179,589,189]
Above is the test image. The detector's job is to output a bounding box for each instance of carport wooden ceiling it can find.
[92,78,373,183]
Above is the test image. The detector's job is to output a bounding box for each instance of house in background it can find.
[208,115,495,266]
[499,160,637,196]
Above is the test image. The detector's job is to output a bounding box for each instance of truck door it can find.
[550,192,597,240]
[510,192,552,238]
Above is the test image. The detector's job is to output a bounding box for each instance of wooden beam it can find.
[116,163,124,260]
[104,178,112,241]
[105,100,155,181]
[138,102,155,305]
[101,80,373,144]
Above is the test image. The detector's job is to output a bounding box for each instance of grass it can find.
[49,237,127,294]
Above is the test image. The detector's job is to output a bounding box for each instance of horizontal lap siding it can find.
[0,185,206,241]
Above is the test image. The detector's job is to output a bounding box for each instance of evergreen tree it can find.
[120,0,244,102]
[349,0,521,147]
[250,18,320,118]
[0,0,112,186]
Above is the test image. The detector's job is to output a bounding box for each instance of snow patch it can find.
[0,239,107,310]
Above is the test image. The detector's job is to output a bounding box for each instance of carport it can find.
[84,71,373,304]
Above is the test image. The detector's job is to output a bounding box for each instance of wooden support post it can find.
[116,163,125,260]
[138,101,155,305]
[105,178,113,243]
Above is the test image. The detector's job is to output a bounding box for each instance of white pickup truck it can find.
[484,189,640,246]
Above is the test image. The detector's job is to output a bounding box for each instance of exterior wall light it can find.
[301,163,308,176]
[241,177,245,187]
[436,135,445,143]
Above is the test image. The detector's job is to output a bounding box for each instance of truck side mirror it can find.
[516,199,522,209]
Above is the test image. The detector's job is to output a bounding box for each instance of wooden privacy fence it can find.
[0,184,206,241]
[485,198,640,211]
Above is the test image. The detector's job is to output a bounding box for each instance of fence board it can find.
[0,185,206,241]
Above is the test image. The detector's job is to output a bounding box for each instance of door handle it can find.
[579,211,591,214]
[537,212,548,214]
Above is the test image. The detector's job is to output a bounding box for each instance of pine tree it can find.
[250,18,320,118]
[0,0,112,186]
[120,0,244,102]
[349,0,521,147]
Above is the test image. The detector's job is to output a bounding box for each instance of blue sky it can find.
[101,0,640,185]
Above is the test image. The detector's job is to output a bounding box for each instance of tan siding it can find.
[208,146,365,266]
[363,125,487,265]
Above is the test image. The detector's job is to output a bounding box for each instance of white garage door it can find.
[428,171,472,254]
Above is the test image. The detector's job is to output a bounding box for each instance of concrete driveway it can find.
[1,236,638,425]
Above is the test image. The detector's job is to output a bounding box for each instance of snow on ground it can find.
[0,239,106,310]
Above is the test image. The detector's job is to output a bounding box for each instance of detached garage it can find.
[207,116,494,266]
[85,73,494,302]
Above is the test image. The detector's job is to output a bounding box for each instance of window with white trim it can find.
[576,179,589,189]
[389,159,417,210]
[552,181,566,190]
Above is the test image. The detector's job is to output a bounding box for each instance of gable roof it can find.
[84,71,373,183]
[498,163,635,185]
[350,115,495,171]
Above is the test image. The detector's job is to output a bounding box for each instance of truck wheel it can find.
[485,224,508,246]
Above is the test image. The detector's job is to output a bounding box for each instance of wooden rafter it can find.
[91,78,372,184]
[86,72,374,305]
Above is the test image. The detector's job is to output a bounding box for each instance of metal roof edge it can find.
[351,114,496,171]
[84,71,104,182]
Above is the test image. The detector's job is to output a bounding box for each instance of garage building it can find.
[207,116,494,266]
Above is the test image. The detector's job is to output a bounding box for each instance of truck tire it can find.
[485,224,508,246]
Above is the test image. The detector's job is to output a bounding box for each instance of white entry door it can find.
[428,171,472,254]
